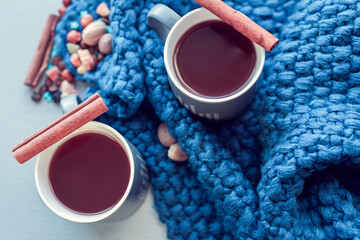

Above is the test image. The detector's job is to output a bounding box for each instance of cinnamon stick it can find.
[24,14,59,87]
[33,21,57,86]
[12,93,108,164]
[194,0,279,52]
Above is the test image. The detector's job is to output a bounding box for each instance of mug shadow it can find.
[82,190,167,239]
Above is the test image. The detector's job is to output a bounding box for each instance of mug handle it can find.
[147,4,181,42]
[60,94,82,114]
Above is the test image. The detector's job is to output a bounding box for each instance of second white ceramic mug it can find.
[34,95,149,223]
[147,4,265,120]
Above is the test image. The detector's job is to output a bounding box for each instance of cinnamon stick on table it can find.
[24,14,59,87]
[12,93,108,164]
[194,0,279,52]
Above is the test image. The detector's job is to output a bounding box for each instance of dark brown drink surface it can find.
[174,21,257,97]
[49,132,130,214]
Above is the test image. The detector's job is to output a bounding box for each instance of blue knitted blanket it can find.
[54,0,360,239]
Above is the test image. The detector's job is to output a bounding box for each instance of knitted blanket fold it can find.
[54,0,360,239]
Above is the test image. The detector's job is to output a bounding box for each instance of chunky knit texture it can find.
[54,0,360,239]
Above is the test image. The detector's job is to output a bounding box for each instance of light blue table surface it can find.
[0,1,167,239]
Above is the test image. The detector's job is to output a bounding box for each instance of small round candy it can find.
[77,65,88,75]
[61,69,74,82]
[55,78,63,88]
[31,92,42,102]
[38,85,48,96]
[66,30,81,43]
[66,43,80,54]
[58,6,66,17]
[80,14,93,28]
[57,61,66,71]
[96,2,110,17]
[63,0,72,7]
[51,90,62,103]
[51,56,62,66]
[48,84,59,93]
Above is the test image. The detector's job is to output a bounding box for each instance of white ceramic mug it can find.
[35,96,149,223]
[147,4,265,120]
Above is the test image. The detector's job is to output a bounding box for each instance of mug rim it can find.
[164,7,265,104]
[34,121,135,223]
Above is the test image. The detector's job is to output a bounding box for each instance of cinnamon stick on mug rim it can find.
[12,93,108,164]
[24,14,59,87]
[194,0,279,52]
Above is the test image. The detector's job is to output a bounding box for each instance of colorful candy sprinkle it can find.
[106,25,112,33]
[80,10,88,17]
[42,91,53,102]
[50,49,59,57]
[70,21,80,30]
